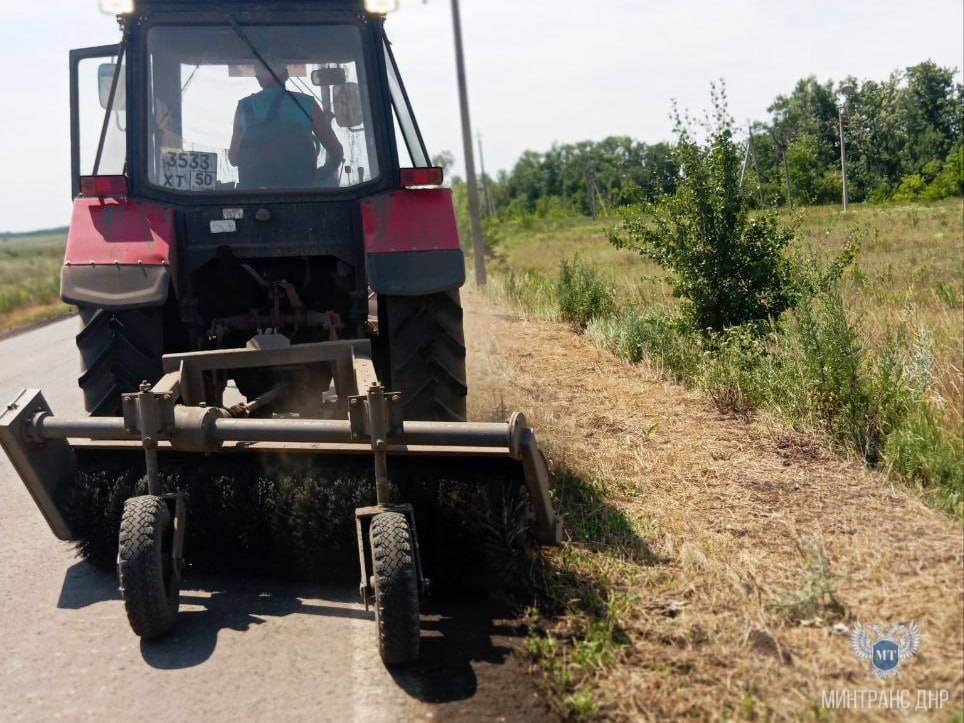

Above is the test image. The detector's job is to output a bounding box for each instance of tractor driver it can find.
[228,61,344,189]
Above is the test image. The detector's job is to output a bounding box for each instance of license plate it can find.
[160,149,218,192]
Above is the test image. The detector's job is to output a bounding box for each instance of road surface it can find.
[0,318,555,722]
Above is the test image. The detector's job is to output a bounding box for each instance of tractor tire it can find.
[117,496,179,639]
[370,512,420,665]
[77,307,164,417]
[378,290,467,422]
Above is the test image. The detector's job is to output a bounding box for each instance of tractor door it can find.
[69,45,127,198]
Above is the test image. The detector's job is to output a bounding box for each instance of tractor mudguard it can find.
[61,197,175,309]
[361,189,465,295]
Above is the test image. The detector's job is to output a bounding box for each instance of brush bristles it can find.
[65,450,537,591]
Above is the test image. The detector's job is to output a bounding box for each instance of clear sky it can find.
[0,0,961,232]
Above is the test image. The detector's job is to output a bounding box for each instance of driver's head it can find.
[255,60,289,89]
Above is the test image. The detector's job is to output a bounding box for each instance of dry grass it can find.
[0,230,68,331]
[0,302,74,335]
[463,285,963,720]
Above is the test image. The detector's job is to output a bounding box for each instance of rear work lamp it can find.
[100,0,134,14]
[365,0,399,14]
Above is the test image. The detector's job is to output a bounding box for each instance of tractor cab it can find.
[74,0,427,198]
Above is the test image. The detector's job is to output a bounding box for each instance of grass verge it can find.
[463,284,963,719]
[0,230,68,334]
[487,203,964,517]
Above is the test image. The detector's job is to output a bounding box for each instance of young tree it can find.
[610,85,795,333]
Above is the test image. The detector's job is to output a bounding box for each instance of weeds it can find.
[778,535,845,624]
[0,232,65,317]
[0,232,70,331]
[499,267,556,319]
[555,258,616,330]
[497,257,617,331]
[521,462,653,719]
[885,405,964,514]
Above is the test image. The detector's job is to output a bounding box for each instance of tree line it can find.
[454,60,962,218]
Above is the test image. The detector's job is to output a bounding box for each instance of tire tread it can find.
[77,307,164,416]
[370,512,420,664]
[118,496,178,639]
[379,290,467,422]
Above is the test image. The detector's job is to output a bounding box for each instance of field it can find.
[496,200,963,426]
[0,229,70,332]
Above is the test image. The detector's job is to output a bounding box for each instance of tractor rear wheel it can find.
[77,307,164,416]
[117,496,180,639]
[378,290,467,422]
[370,512,420,665]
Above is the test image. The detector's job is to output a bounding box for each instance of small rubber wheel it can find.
[117,496,180,639]
[370,512,420,664]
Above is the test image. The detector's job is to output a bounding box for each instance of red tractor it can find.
[0,0,560,665]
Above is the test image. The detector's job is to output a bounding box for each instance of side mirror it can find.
[333,83,363,129]
[98,63,126,111]
[311,67,348,86]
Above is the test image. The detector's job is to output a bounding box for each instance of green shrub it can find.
[892,173,927,202]
[921,145,964,201]
[555,258,616,330]
[610,86,796,333]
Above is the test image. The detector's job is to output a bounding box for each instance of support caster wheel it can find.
[370,512,420,664]
[117,495,181,639]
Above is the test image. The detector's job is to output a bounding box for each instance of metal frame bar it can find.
[0,339,564,546]
[162,339,371,406]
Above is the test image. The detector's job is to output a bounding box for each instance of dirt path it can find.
[462,286,963,720]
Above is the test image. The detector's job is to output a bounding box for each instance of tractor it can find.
[0,0,561,665]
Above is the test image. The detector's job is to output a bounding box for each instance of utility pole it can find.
[586,173,597,220]
[747,121,764,207]
[770,127,793,210]
[450,0,486,286]
[592,179,609,217]
[838,108,849,212]
[477,133,497,218]
[781,145,793,210]
[739,139,751,190]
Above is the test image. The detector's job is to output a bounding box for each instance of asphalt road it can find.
[0,318,555,722]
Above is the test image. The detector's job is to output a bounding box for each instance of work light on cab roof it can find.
[364,0,399,13]
[99,0,134,13]
[100,0,399,14]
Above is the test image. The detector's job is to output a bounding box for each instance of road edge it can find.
[0,309,77,344]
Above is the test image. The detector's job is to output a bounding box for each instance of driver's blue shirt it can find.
[238,87,314,131]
